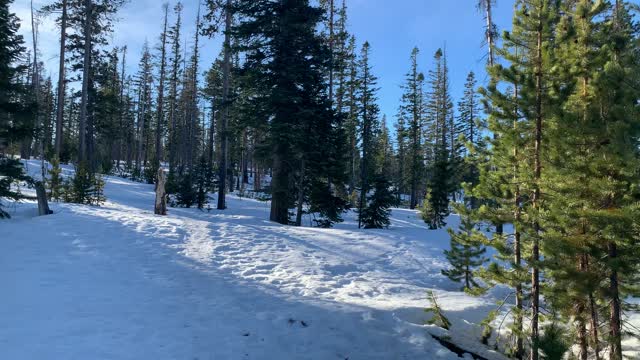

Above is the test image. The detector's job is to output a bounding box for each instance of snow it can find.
[0,160,636,359]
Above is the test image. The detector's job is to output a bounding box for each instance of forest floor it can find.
[1,160,638,359]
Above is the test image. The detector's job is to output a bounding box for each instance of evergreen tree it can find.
[425,290,451,330]
[474,1,560,357]
[443,213,488,292]
[423,48,453,229]
[398,47,424,209]
[542,2,640,359]
[167,2,183,174]
[48,155,64,201]
[355,41,380,229]
[232,0,340,225]
[0,0,35,218]
[0,157,32,219]
[359,175,394,229]
[133,42,154,176]
[457,71,485,206]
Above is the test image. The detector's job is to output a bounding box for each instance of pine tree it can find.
[399,47,424,210]
[68,0,125,167]
[457,71,484,207]
[443,213,488,292]
[425,290,451,330]
[167,2,183,174]
[40,0,69,158]
[48,155,64,201]
[0,0,35,218]
[359,175,394,229]
[154,3,169,170]
[134,42,154,176]
[0,157,33,219]
[356,41,380,229]
[232,0,339,225]
[474,1,560,358]
[423,48,453,229]
[542,2,640,359]
[203,0,234,210]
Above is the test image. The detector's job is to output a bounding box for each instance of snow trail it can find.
[0,161,511,359]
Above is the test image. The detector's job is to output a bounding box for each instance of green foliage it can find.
[359,175,395,229]
[0,156,33,219]
[174,172,197,208]
[424,290,451,330]
[194,156,211,210]
[538,323,569,360]
[309,180,347,228]
[143,163,158,185]
[48,157,64,201]
[479,309,497,346]
[0,0,34,154]
[442,213,488,292]
[424,149,451,229]
[232,0,340,225]
[63,163,106,206]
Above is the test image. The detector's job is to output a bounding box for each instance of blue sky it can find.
[11,0,637,127]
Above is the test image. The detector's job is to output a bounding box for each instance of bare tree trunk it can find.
[485,0,495,67]
[270,151,288,224]
[78,0,93,165]
[207,103,215,171]
[54,0,67,158]
[242,130,248,184]
[116,46,126,170]
[295,158,305,226]
[217,0,232,210]
[155,167,167,215]
[35,182,51,216]
[155,5,169,169]
[31,0,43,175]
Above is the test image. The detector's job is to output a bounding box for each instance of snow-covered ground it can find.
[1,160,637,359]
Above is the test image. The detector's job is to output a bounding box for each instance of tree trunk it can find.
[530,20,543,360]
[577,255,589,360]
[295,158,305,226]
[589,290,601,360]
[270,151,288,224]
[217,0,232,210]
[54,0,67,158]
[116,46,126,170]
[513,76,524,360]
[485,0,495,67]
[155,5,169,168]
[78,0,93,165]
[608,241,622,360]
[36,182,51,216]
[155,168,167,215]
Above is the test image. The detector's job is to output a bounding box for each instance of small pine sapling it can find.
[442,214,488,294]
[425,290,451,330]
[48,157,64,201]
[90,172,106,206]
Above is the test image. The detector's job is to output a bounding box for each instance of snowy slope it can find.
[1,161,634,359]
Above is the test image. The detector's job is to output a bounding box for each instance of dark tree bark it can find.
[54,0,68,158]
[217,0,232,210]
